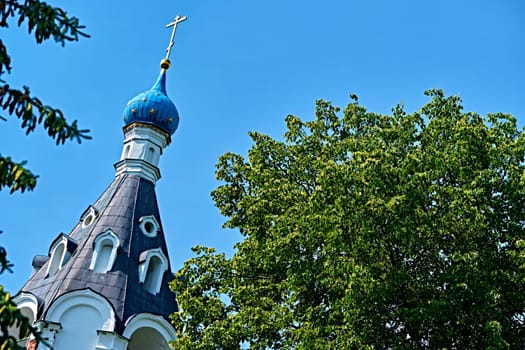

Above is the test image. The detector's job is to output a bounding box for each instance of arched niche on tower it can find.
[13,292,38,322]
[9,293,38,346]
[138,248,168,295]
[123,313,175,350]
[46,289,115,350]
[89,229,120,273]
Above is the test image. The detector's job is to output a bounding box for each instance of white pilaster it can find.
[96,330,129,350]
[34,320,62,350]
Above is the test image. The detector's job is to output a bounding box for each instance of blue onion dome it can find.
[123,69,179,135]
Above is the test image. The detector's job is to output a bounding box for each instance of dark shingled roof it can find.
[20,174,178,333]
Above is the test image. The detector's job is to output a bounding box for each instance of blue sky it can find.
[1,0,523,292]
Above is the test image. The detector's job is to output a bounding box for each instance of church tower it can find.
[13,16,188,350]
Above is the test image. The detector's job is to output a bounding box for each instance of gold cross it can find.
[165,15,188,62]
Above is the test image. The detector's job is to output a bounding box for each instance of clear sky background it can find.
[1,0,523,292]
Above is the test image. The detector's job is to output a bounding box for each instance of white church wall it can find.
[46,289,115,350]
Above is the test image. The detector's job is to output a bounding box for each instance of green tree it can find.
[0,1,89,349]
[171,90,525,349]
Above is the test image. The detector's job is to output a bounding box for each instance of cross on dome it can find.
[161,15,188,70]
[123,16,187,137]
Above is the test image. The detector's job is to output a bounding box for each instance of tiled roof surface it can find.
[20,174,178,333]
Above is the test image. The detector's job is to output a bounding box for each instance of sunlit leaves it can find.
[172,91,525,349]
[0,0,91,195]
[1,0,89,43]
[0,84,91,144]
[0,1,89,349]
[0,286,38,350]
[0,156,36,194]
[171,246,240,349]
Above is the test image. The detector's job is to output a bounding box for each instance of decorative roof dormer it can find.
[46,233,78,278]
[80,205,98,228]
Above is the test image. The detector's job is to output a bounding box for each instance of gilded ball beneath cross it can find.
[160,59,171,69]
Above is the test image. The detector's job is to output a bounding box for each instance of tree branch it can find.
[0,84,91,144]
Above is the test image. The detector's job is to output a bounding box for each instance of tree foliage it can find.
[0,1,89,348]
[171,90,525,349]
[0,0,91,193]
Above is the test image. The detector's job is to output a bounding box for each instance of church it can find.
[11,15,188,350]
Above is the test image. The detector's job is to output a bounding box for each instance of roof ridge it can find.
[119,174,141,327]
